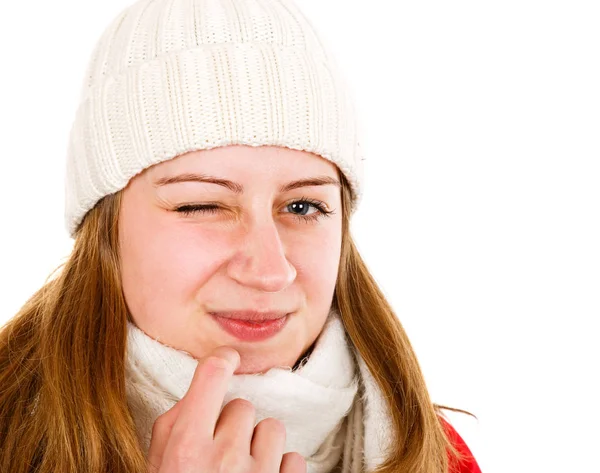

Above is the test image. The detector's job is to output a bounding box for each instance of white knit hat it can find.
[64,0,365,238]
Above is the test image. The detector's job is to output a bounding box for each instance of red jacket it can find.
[440,417,482,473]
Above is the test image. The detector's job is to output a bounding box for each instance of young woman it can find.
[0,0,482,472]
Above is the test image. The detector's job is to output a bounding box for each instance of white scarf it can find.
[125,307,394,473]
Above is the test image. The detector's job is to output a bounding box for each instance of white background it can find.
[1,1,599,471]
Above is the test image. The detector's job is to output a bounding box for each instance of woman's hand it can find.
[146,346,307,473]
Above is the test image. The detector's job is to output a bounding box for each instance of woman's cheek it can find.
[157,226,235,283]
[288,228,341,285]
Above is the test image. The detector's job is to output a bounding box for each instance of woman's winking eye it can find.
[174,197,335,224]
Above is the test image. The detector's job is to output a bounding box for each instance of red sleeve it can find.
[439,416,482,473]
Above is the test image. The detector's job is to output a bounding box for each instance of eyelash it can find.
[174,197,335,224]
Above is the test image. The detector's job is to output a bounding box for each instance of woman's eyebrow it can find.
[152,173,340,193]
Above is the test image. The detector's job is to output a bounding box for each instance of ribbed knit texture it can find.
[64,0,365,237]
[125,307,395,472]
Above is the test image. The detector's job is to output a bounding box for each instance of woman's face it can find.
[118,145,343,374]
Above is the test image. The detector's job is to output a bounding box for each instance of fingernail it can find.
[218,347,241,371]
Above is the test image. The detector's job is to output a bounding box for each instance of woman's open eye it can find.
[282,198,335,223]
[174,198,334,223]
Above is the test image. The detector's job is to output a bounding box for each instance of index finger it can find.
[168,346,240,444]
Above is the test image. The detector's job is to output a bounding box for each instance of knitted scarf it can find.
[125,307,394,473]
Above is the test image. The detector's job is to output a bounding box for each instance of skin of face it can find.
[118,144,343,374]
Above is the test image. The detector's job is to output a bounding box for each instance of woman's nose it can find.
[226,218,297,293]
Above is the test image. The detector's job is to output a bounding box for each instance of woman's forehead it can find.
[145,145,340,181]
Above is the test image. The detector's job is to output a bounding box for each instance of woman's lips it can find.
[210,313,290,342]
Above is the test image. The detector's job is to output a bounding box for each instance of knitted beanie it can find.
[64,0,365,238]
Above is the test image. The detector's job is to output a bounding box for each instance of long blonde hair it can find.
[0,169,476,472]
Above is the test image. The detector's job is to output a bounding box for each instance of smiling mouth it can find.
[210,313,290,342]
